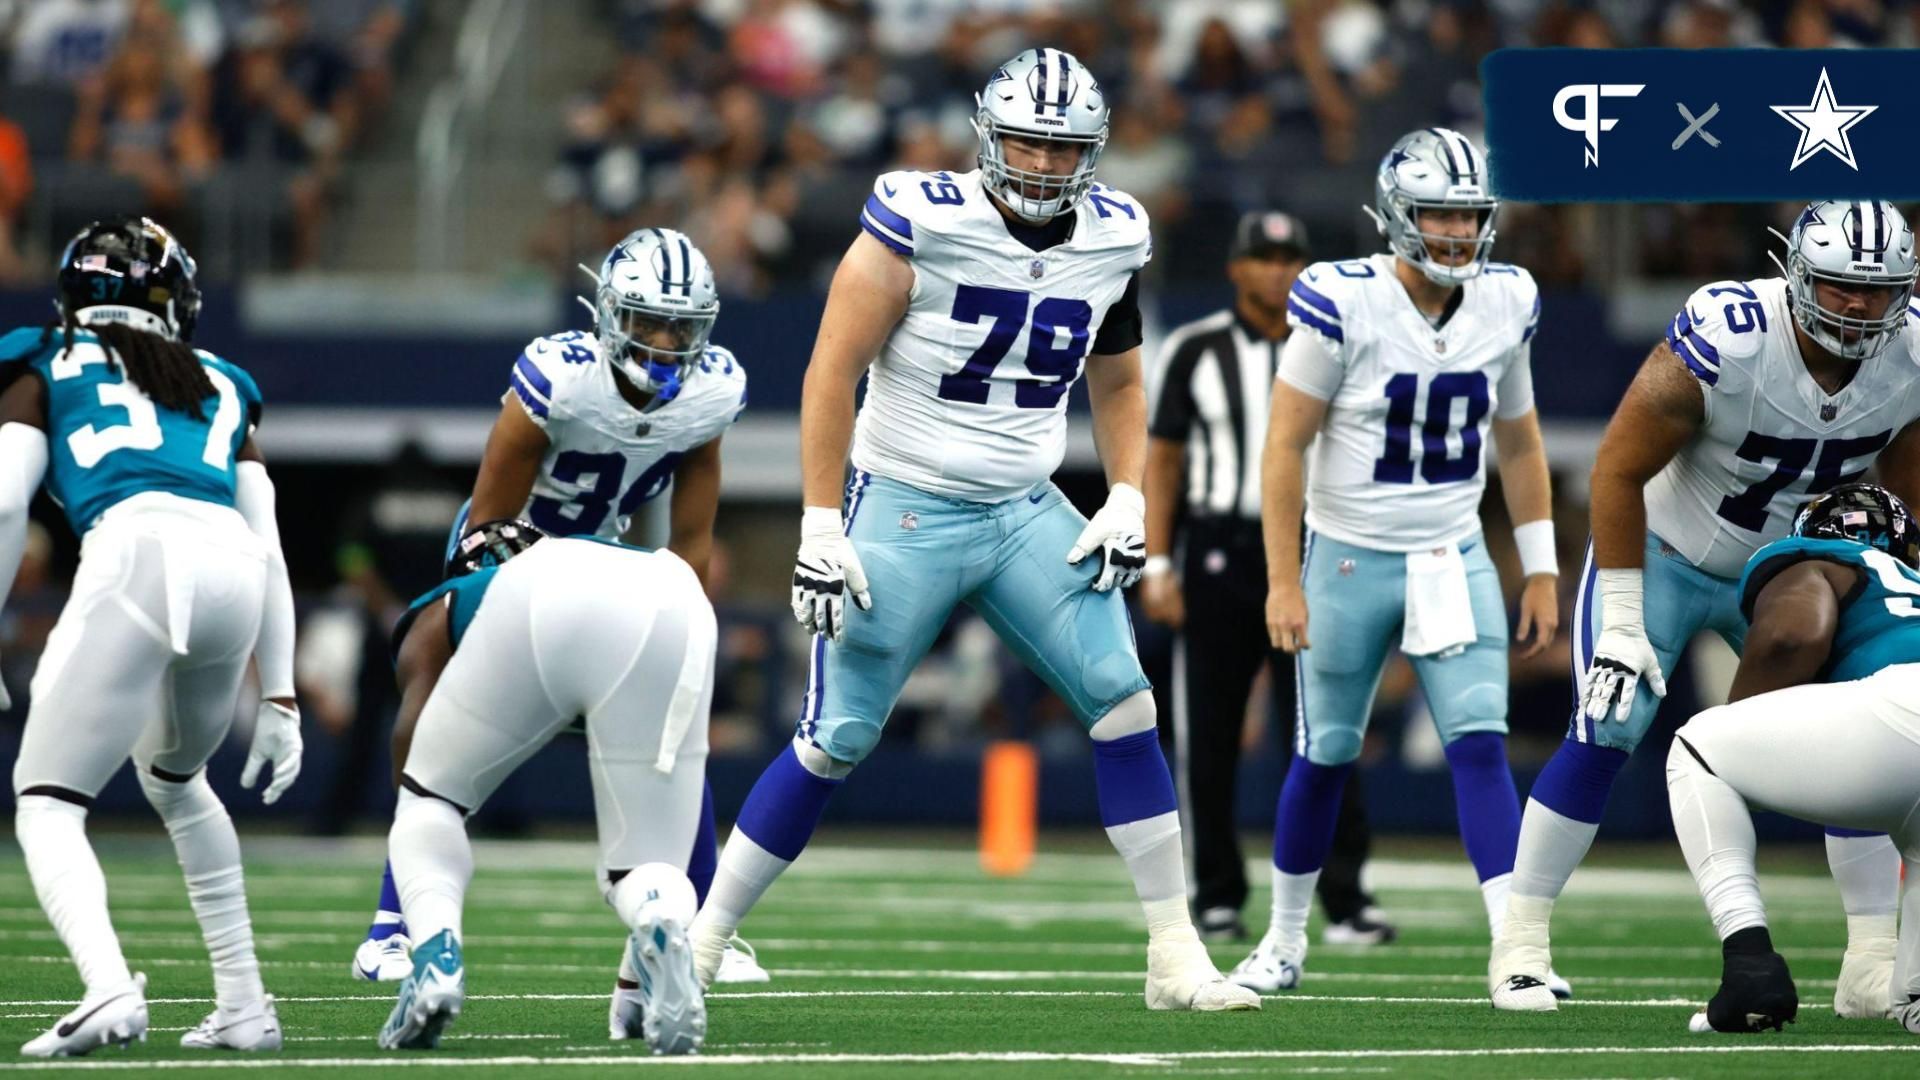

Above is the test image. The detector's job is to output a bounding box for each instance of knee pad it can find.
[1088,690,1155,741]
[1446,682,1509,727]
[1308,729,1363,767]
[137,766,224,829]
[794,737,857,780]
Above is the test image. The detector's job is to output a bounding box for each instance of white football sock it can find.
[695,831,791,941]
[388,789,471,947]
[1269,865,1318,955]
[1896,855,1920,1008]
[1828,833,1901,927]
[1480,871,1513,938]
[1510,798,1597,902]
[1667,742,1767,940]
[139,770,263,1011]
[1105,810,1190,937]
[15,795,132,992]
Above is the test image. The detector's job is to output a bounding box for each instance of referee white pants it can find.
[402,540,715,875]
[13,495,268,798]
[1673,663,1920,1004]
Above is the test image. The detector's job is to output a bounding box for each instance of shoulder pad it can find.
[0,326,49,365]
[692,344,748,421]
[1289,261,1370,348]
[1669,280,1770,389]
[1082,183,1153,264]
[1481,263,1541,344]
[198,350,263,410]
[859,170,970,259]
[512,331,598,424]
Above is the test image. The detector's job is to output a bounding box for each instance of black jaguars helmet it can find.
[56,216,202,342]
[445,518,546,580]
[1792,482,1920,569]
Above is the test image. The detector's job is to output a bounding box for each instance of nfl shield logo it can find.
[1820,402,1838,422]
[1029,258,1045,280]
[1434,338,1447,354]
[1338,558,1356,577]
[900,511,918,531]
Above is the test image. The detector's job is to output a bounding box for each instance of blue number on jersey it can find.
[921,172,964,205]
[1705,282,1768,335]
[1715,431,1891,531]
[935,285,1092,409]
[1087,185,1136,220]
[1333,260,1376,279]
[526,449,683,537]
[1373,372,1490,484]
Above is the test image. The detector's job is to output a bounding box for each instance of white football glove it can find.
[241,699,303,805]
[1067,483,1147,593]
[1580,569,1667,723]
[791,506,871,642]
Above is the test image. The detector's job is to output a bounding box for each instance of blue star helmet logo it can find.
[1797,205,1824,232]
[601,242,636,279]
[1386,148,1413,171]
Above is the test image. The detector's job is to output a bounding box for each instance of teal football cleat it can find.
[629,908,706,1055]
[377,930,464,1050]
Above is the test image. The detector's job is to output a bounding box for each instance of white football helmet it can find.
[1768,200,1917,361]
[972,47,1109,223]
[577,227,719,402]
[1363,128,1499,286]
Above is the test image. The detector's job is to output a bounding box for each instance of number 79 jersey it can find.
[851,169,1151,503]
[1283,253,1539,552]
[1646,277,1920,578]
[3,326,260,534]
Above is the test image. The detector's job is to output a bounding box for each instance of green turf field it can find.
[0,833,1913,1077]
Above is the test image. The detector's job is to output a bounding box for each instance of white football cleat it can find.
[1489,923,1557,1012]
[1688,1009,1713,1034]
[714,936,771,984]
[608,981,645,1041]
[181,995,282,1051]
[1894,995,1920,1035]
[1145,928,1261,1011]
[353,933,413,982]
[1490,973,1558,1012]
[21,973,148,1058]
[1834,936,1896,1019]
[1546,968,1574,1000]
[1228,929,1304,993]
[629,907,706,1054]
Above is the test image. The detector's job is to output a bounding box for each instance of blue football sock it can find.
[369,859,408,940]
[1274,758,1353,876]
[1444,732,1522,882]
[1528,738,1628,825]
[1089,729,1178,827]
[734,745,842,863]
[688,779,717,908]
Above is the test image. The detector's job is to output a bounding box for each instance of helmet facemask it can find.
[1770,233,1914,362]
[1368,194,1499,287]
[973,112,1106,223]
[592,284,715,403]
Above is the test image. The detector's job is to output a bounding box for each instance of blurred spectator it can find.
[67,3,217,216]
[308,0,411,117]
[1097,92,1190,237]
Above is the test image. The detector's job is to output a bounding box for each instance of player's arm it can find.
[1084,346,1147,493]
[1142,434,1185,625]
[668,435,722,587]
[0,372,47,711]
[1871,417,1920,510]
[391,600,455,790]
[1261,374,1331,652]
[468,396,552,526]
[1579,341,1705,721]
[232,433,302,802]
[1491,403,1559,658]
[791,229,911,638]
[1727,560,1856,701]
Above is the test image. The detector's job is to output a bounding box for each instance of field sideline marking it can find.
[0,1044,1910,1070]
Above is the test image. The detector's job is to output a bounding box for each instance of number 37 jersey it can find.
[1647,277,1920,579]
[851,169,1151,503]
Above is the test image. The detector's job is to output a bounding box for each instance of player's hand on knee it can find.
[792,506,872,641]
[242,698,304,804]
[1067,483,1146,593]
[1266,581,1310,652]
[1581,625,1666,723]
[1514,574,1561,659]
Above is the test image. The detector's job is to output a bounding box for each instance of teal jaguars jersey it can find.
[1,326,262,534]
[1739,537,1920,683]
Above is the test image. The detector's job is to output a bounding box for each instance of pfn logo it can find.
[1552,83,1644,167]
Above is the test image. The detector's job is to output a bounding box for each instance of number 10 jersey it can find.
[851,169,1151,503]
[1282,253,1540,553]
[1647,276,1920,578]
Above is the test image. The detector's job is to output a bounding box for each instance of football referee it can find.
[1143,211,1394,944]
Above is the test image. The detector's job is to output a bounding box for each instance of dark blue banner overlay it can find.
[1483,49,1920,202]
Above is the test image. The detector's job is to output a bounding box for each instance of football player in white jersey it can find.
[1491,200,1920,1013]
[349,228,766,1002]
[687,47,1258,1013]
[1229,129,1562,996]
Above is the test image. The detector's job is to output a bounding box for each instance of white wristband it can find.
[801,506,842,540]
[1144,555,1173,578]
[1595,567,1645,632]
[1514,519,1557,578]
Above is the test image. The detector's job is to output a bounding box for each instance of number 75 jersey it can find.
[851,169,1151,503]
[1647,276,1920,578]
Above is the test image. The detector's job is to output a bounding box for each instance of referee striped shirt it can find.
[1148,309,1282,522]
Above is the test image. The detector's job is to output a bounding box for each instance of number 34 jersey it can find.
[851,169,1151,503]
[1647,276,1920,579]
[1282,253,1540,552]
[505,330,746,539]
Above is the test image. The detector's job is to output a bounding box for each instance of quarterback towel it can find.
[1402,546,1476,659]
[1482,49,1920,202]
